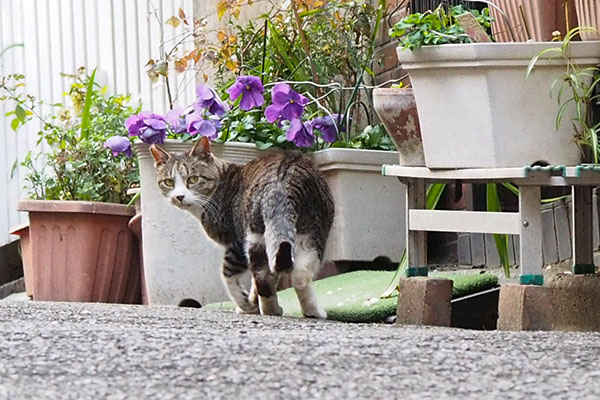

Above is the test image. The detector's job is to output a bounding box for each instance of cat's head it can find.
[149,137,221,209]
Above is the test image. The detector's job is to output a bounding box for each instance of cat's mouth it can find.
[171,197,192,208]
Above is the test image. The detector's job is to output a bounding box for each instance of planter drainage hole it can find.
[179,299,202,308]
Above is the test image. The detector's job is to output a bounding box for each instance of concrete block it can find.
[554,201,572,262]
[541,207,559,265]
[546,274,600,331]
[485,234,501,267]
[457,234,472,265]
[396,277,453,327]
[471,233,486,267]
[497,284,554,331]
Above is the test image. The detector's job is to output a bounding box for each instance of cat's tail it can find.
[262,188,297,273]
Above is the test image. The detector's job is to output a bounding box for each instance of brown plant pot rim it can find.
[17,199,136,216]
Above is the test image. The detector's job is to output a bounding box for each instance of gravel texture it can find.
[1,300,599,399]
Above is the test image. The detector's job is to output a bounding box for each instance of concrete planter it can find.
[309,148,405,262]
[16,200,142,303]
[396,42,600,168]
[136,141,405,305]
[373,88,425,166]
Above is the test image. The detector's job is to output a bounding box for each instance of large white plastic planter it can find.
[309,148,405,262]
[136,141,405,305]
[396,42,600,169]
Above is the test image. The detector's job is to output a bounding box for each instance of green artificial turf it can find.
[204,270,499,323]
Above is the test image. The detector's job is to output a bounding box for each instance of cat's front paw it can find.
[302,305,327,320]
[236,303,259,314]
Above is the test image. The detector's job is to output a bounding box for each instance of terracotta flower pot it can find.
[17,200,142,303]
[373,88,425,166]
[574,0,600,40]
[9,224,34,298]
[491,0,578,42]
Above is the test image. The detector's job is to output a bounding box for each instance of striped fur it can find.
[150,138,334,318]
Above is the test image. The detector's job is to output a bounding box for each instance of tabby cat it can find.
[150,137,334,319]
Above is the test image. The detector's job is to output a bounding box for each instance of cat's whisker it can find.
[193,198,217,220]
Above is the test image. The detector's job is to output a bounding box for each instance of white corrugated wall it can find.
[0,0,197,246]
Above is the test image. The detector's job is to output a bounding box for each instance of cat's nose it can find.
[176,195,185,203]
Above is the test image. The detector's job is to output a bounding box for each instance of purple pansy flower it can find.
[186,110,221,140]
[125,111,168,144]
[196,85,228,116]
[265,83,308,123]
[312,114,344,143]
[286,119,315,148]
[165,107,187,134]
[104,136,132,157]
[226,75,264,111]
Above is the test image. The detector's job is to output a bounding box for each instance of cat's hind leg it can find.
[221,247,258,314]
[247,233,283,316]
[291,235,327,319]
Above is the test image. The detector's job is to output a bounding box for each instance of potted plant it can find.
[373,83,425,166]
[390,4,600,169]
[1,68,142,303]
[104,0,406,306]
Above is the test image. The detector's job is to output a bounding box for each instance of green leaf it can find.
[486,183,510,278]
[10,158,18,179]
[80,67,97,140]
[0,42,23,59]
[426,183,445,209]
[501,182,520,196]
[10,118,20,132]
[15,104,27,122]
[255,141,273,150]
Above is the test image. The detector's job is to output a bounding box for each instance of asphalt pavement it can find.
[0,300,599,399]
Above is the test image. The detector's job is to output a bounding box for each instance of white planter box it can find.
[396,42,600,169]
[136,142,405,305]
[310,148,405,262]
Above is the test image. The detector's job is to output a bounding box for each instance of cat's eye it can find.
[187,176,199,185]
[163,178,174,188]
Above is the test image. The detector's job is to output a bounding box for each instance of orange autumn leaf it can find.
[225,58,238,72]
[174,58,188,73]
[217,30,227,42]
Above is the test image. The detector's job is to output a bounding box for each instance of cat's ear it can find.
[149,145,170,166]
[189,136,211,158]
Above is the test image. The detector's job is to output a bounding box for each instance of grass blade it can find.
[80,67,97,140]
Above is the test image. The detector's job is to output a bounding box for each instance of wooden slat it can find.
[383,165,528,180]
[519,186,544,277]
[572,186,594,266]
[406,179,427,270]
[408,210,521,234]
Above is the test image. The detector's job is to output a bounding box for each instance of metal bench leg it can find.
[572,186,596,274]
[406,178,427,277]
[519,186,544,285]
